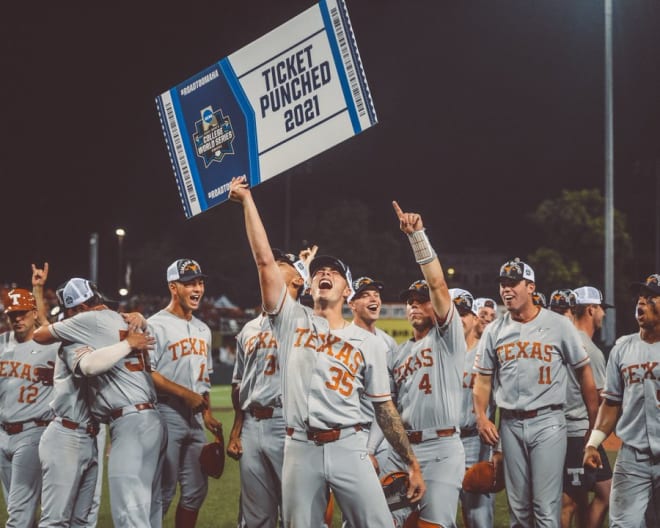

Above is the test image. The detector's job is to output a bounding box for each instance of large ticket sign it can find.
[156,0,377,218]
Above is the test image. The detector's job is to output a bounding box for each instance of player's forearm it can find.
[79,341,132,376]
[472,374,492,420]
[33,325,58,345]
[591,399,619,438]
[151,371,196,400]
[420,259,451,321]
[241,192,284,312]
[373,400,416,466]
[576,364,599,427]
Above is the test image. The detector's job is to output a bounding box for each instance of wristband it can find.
[586,429,607,449]
[408,229,437,265]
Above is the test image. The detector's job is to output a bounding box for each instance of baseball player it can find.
[452,289,496,528]
[347,276,399,474]
[0,287,58,527]
[147,258,222,527]
[583,274,660,527]
[229,176,425,527]
[562,286,612,528]
[387,202,466,528]
[33,277,166,528]
[474,297,497,336]
[473,258,599,527]
[228,248,312,528]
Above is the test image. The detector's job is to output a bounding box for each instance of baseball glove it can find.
[381,471,412,512]
[462,460,505,494]
[199,427,225,479]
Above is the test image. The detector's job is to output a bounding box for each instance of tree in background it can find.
[526,188,635,336]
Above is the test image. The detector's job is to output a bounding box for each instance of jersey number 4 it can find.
[419,373,432,394]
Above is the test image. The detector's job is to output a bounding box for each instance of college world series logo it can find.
[193,105,235,167]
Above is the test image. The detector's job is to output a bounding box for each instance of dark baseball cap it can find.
[309,255,351,281]
[499,258,535,283]
[630,274,660,297]
[549,289,577,310]
[166,259,207,283]
[400,280,430,302]
[350,276,384,300]
[531,291,547,308]
[272,248,297,267]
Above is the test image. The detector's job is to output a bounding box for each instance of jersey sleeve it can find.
[145,319,164,371]
[561,319,590,370]
[473,322,497,375]
[50,312,99,344]
[602,338,626,403]
[232,325,247,384]
[362,335,392,403]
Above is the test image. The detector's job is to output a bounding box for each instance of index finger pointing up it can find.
[392,201,405,219]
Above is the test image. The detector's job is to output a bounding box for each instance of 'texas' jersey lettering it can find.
[0,360,41,383]
[244,331,278,355]
[168,337,208,361]
[292,328,364,375]
[392,348,434,384]
[620,361,659,385]
[496,341,554,363]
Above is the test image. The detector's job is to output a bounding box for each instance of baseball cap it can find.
[309,255,351,281]
[475,297,497,312]
[573,286,614,308]
[166,259,207,283]
[532,291,547,308]
[273,249,309,286]
[4,288,37,313]
[400,280,430,302]
[349,276,384,302]
[630,274,660,297]
[499,258,535,283]
[549,289,577,310]
[449,288,478,316]
[62,278,96,309]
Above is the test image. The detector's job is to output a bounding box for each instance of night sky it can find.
[1,1,658,301]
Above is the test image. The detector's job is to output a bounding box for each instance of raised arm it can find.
[31,262,50,327]
[392,201,451,320]
[229,176,285,313]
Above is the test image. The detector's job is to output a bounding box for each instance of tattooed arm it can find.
[373,400,426,502]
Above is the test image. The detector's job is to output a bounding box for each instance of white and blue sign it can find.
[156,0,378,218]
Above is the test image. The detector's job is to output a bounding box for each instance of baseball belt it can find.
[55,417,100,437]
[248,405,282,420]
[501,404,563,420]
[286,424,364,445]
[109,402,155,421]
[406,427,457,444]
[2,419,51,435]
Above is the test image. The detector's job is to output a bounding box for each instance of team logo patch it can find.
[193,105,235,167]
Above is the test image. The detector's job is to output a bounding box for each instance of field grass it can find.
[0,385,614,527]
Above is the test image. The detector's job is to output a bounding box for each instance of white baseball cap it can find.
[499,258,535,283]
[475,297,498,312]
[62,278,96,309]
[166,259,207,283]
[573,286,613,308]
[449,288,478,316]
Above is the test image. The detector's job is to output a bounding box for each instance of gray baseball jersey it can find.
[269,292,394,527]
[233,313,285,528]
[233,314,282,410]
[391,304,464,430]
[147,309,213,515]
[474,307,590,527]
[388,304,466,527]
[474,308,590,410]
[39,348,99,528]
[270,294,391,430]
[49,309,157,419]
[0,332,58,528]
[564,332,606,436]
[48,308,165,528]
[601,332,660,526]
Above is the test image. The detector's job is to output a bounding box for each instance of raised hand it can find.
[392,201,423,234]
[32,263,49,288]
[228,175,250,204]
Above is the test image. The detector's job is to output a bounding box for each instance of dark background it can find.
[1,1,658,311]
